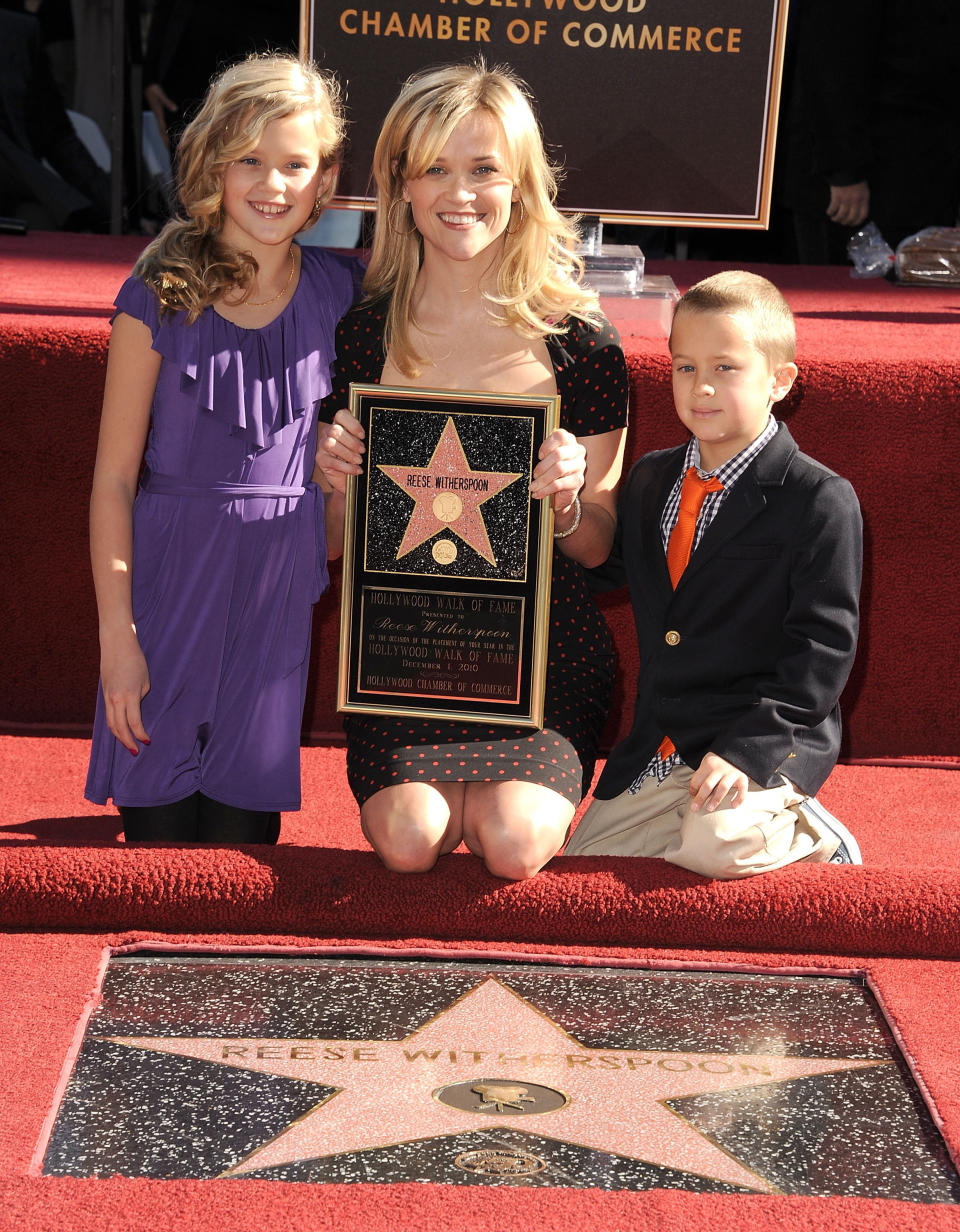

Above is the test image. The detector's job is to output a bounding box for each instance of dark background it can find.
[310,0,787,224]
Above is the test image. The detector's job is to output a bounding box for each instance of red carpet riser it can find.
[2,235,960,1229]
[2,741,960,1228]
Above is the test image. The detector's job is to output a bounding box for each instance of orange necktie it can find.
[658,466,724,758]
[666,466,725,588]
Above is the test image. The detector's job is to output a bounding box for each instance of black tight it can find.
[120,792,281,843]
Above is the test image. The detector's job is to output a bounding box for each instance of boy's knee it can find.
[668,801,801,878]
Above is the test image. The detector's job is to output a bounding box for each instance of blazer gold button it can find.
[665,630,680,646]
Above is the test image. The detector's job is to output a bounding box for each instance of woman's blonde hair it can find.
[135,53,345,321]
[364,59,600,375]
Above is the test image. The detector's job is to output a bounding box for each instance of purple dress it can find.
[85,245,362,812]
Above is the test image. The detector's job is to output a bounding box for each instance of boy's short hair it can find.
[670,270,796,365]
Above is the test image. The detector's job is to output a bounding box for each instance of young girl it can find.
[317,61,628,880]
[85,54,363,842]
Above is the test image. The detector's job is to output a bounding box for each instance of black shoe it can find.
[796,797,862,864]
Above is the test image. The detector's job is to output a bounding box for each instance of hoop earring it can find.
[507,198,526,235]
[388,198,417,237]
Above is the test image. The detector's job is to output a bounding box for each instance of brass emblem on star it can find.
[454,1148,547,1177]
[434,1078,569,1116]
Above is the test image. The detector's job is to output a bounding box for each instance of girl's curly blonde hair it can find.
[135,53,345,321]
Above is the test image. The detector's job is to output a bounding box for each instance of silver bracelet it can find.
[553,493,582,539]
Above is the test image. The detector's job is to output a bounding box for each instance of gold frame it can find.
[337,384,560,727]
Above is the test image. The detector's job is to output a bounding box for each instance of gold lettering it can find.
[637,23,662,49]
[353,1047,379,1061]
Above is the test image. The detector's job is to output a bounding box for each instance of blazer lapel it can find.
[640,450,683,597]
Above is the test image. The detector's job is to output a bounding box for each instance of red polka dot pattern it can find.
[322,299,629,807]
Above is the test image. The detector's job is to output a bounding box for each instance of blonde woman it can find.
[85,54,363,841]
[318,60,629,880]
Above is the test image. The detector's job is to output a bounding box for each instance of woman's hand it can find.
[315,409,366,496]
[100,632,151,755]
[530,428,584,517]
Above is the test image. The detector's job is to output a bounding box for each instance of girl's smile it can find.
[221,111,332,253]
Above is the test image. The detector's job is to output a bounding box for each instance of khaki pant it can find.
[563,765,838,879]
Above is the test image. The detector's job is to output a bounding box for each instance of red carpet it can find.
[3,232,960,761]
[2,740,960,1227]
[2,237,960,1228]
[2,935,959,1231]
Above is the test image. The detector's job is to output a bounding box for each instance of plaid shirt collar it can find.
[686,414,778,487]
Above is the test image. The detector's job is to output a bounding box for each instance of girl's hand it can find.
[316,409,366,496]
[529,428,585,517]
[100,636,151,755]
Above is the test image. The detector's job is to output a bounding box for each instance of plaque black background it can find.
[365,407,532,581]
[341,389,554,724]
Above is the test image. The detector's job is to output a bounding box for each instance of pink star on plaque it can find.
[378,417,522,565]
[107,976,883,1189]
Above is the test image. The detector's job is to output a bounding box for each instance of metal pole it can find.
[109,0,124,234]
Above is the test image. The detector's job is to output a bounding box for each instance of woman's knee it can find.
[360,787,460,873]
[465,785,573,880]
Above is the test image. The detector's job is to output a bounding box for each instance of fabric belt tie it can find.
[658,466,725,760]
[142,472,306,499]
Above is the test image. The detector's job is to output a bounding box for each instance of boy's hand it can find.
[688,753,749,813]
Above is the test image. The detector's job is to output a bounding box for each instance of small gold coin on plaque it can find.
[432,492,463,522]
[432,539,458,565]
[453,1148,547,1177]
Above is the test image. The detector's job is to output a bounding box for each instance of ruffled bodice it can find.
[116,245,363,452]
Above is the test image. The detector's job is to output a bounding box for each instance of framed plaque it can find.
[337,384,561,727]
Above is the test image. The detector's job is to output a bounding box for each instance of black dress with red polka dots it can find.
[320,297,630,806]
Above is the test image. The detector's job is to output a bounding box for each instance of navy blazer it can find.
[591,423,863,799]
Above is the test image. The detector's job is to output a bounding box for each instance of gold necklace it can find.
[244,248,295,308]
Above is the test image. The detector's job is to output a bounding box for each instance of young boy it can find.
[564,271,863,877]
